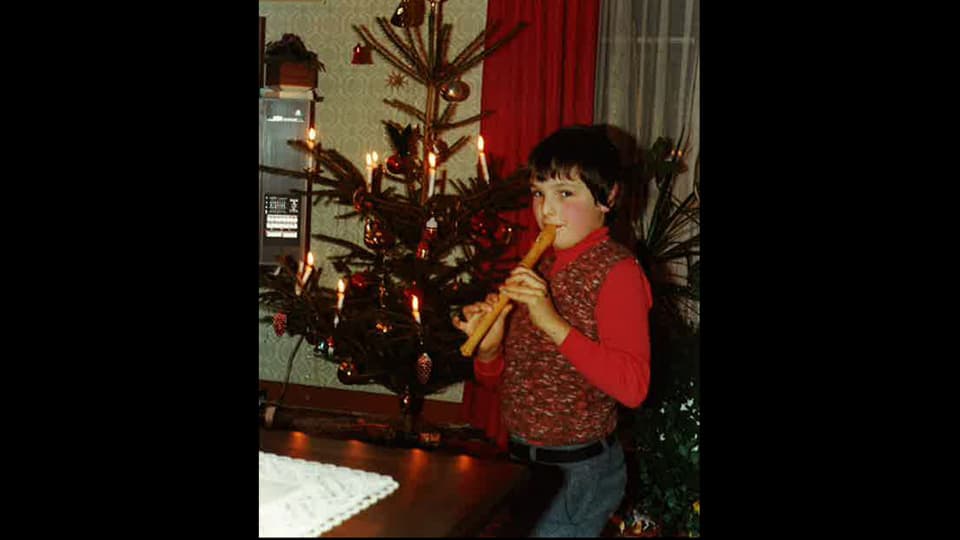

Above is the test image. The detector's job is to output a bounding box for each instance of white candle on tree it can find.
[295,260,305,295]
[478,135,490,183]
[296,252,315,296]
[365,152,373,191]
[307,128,317,170]
[427,152,437,198]
[371,151,381,193]
[302,251,315,284]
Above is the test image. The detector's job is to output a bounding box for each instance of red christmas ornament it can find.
[474,235,493,250]
[386,154,404,174]
[416,352,433,384]
[439,79,470,102]
[364,217,396,249]
[390,0,425,27]
[272,313,287,337]
[470,211,497,237]
[337,360,359,384]
[351,43,373,65]
[350,272,371,290]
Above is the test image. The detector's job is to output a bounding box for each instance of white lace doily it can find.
[259,451,399,537]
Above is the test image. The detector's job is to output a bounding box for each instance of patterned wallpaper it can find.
[259,0,489,402]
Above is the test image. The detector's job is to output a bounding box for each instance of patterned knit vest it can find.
[501,238,635,446]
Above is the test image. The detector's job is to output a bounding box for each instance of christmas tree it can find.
[259,0,526,440]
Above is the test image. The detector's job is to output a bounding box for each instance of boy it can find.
[453,125,652,537]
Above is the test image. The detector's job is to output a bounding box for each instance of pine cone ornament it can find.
[416,352,433,384]
[272,313,287,337]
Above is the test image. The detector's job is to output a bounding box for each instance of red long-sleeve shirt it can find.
[474,227,652,418]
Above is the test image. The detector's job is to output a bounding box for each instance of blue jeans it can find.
[509,436,627,537]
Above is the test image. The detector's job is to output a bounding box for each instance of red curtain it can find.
[460,0,601,450]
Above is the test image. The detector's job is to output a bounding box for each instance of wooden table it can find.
[260,428,529,537]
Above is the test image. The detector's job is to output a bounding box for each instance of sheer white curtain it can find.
[595,0,699,324]
[594,0,700,200]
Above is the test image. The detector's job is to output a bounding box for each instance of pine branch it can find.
[427,5,436,72]
[435,111,492,132]
[312,175,348,189]
[354,25,424,83]
[375,17,428,77]
[437,23,453,72]
[444,23,528,84]
[259,164,309,180]
[315,149,366,192]
[448,24,492,75]
[314,234,377,259]
[412,26,429,72]
[404,26,429,76]
[383,171,414,184]
[382,99,426,123]
[313,188,346,198]
[253,166,342,194]
[437,102,457,126]
[367,196,424,222]
[450,178,469,195]
[444,135,470,159]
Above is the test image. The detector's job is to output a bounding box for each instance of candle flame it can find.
[307,252,314,265]
[477,135,485,153]
[338,278,346,293]
[365,153,372,167]
[308,128,317,142]
[372,151,379,163]
[412,294,419,311]
[428,152,436,168]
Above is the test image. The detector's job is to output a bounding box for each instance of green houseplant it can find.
[617,135,700,537]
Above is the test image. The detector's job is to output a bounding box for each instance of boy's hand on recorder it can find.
[499,266,571,346]
[452,293,514,361]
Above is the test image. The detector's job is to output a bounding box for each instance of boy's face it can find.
[530,168,611,250]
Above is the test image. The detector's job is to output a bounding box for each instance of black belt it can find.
[508,432,617,464]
